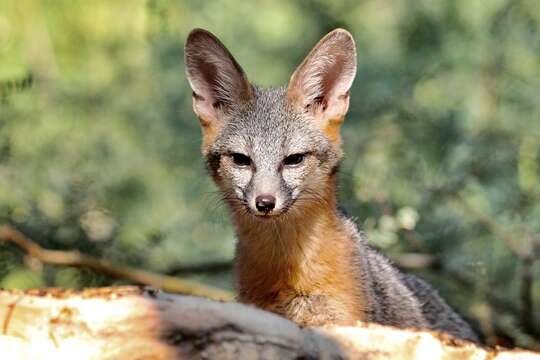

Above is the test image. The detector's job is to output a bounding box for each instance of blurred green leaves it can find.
[1,268,43,289]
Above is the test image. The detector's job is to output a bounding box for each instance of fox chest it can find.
[253,291,363,327]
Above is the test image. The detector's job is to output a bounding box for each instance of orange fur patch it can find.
[322,116,345,145]
[198,116,220,151]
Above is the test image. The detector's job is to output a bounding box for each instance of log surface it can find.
[0,286,538,359]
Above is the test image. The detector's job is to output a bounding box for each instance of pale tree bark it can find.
[0,286,538,360]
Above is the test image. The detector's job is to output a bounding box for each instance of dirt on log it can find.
[0,286,538,360]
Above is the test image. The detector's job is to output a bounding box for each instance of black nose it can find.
[255,195,276,213]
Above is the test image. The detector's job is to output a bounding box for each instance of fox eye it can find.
[231,153,251,167]
[283,153,305,166]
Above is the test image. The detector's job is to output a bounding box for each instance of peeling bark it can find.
[0,286,538,359]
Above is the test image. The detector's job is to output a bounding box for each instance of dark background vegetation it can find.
[1,0,539,350]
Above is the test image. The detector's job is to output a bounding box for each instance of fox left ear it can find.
[185,28,253,151]
[287,29,357,144]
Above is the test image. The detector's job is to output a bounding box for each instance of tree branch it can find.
[166,260,233,275]
[166,253,439,277]
[0,225,233,301]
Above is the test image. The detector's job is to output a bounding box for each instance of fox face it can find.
[205,88,339,218]
[185,29,356,220]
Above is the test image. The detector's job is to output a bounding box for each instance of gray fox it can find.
[184,28,479,343]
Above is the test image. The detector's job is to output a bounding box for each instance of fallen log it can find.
[0,286,538,359]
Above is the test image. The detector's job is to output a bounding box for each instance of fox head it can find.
[185,29,356,220]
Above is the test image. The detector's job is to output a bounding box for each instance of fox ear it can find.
[287,29,356,144]
[185,29,253,147]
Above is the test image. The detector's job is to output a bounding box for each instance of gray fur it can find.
[185,28,479,343]
[341,217,479,342]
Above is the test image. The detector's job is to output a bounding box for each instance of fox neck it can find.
[231,175,365,319]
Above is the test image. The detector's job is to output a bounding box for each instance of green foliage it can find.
[0,0,539,348]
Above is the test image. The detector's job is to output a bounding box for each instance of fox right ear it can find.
[185,29,253,147]
[287,29,357,145]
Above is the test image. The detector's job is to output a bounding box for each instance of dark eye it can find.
[231,153,251,167]
[283,153,305,166]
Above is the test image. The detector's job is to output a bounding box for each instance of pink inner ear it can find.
[287,30,356,118]
[197,60,219,97]
[320,56,346,101]
[185,29,253,122]
[293,53,354,120]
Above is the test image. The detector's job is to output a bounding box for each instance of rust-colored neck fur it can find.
[232,177,367,326]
